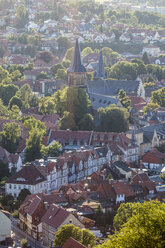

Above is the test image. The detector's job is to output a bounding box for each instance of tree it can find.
[0,160,9,181]
[0,65,10,83]
[12,210,19,219]
[65,47,74,61]
[55,69,67,80]
[0,84,19,106]
[15,5,29,28]
[57,36,72,54]
[19,84,33,109]
[131,59,147,75]
[144,102,160,114]
[25,128,43,162]
[151,87,165,107]
[109,61,138,80]
[0,122,21,153]
[37,51,53,63]
[59,111,77,131]
[0,99,8,116]
[24,117,46,135]
[98,201,165,248]
[41,142,62,157]
[54,224,95,247]
[160,172,165,181]
[51,63,64,75]
[81,47,93,57]
[118,89,131,110]
[11,70,22,82]
[98,105,129,132]
[82,229,95,247]
[21,238,28,248]
[9,105,21,120]
[142,52,150,65]
[9,96,23,109]
[54,224,83,247]
[56,87,91,124]
[39,97,55,115]
[17,188,31,202]
[78,114,95,131]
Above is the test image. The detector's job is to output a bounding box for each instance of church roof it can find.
[68,39,86,73]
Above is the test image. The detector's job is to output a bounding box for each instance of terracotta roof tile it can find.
[62,237,86,248]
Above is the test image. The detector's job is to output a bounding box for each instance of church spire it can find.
[68,38,86,73]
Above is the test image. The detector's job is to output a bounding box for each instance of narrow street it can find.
[11,223,46,248]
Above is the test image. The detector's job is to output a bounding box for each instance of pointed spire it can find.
[68,39,86,73]
[98,50,105,78]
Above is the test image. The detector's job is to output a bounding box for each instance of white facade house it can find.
[5,164,47,198]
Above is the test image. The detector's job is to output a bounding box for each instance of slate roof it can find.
[87,79,141,96]
[68,39,86,73]
[112,161,132,172]
[139,123,165,143]
[88,92,119,110]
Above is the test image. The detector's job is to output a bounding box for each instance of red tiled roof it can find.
[41,204,70,228]
[132,173,150,184]
[62,237,86,248]
[26,195,41,216]
[112,181,135,198]
[142,148,165,164]
[7,164,46,185]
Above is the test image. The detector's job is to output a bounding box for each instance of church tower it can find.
[98,50,105,78]
[68,39,87,87]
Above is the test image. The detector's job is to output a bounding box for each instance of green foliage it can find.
[9,96,23,109]
[51,63,64,75]
[25,128,43,162]
[39,97,55,115]
[55,69,67,80]
[23,117,46,135]
[78,114,95,131]
[37,71,50,80]
[98,105,129,132]
[54,224,95,247]
[160,172,165,182]
[0,65,11,83]
[41,142,62,157]
[0,194,14,208]
[0,160,9,181]
[109,61,138,80]
[131,59,147,75]
[0,122,21,153]
[144,102,160,114]
[151,87,165,107]
[15,4,29,28]
[82,229,96,247]
[81,47,93,57]
[0,99,8,116]
[17,188,31,203]
[37,51,53,63]
[156,143,165,153]
[9,105,21,120]
[142,52,150,65]
[21,238,28,248]
[99,201,165,248]
[118,89,131,110]
[12,210,19,219]
[0,84,19,106]
[59,111,77,131]
[57,36,72,54]
[65,47,74,61]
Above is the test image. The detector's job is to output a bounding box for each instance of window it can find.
[14,185,17,189]
[9,184,12,189]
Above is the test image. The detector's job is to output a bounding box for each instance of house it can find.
[5,164,47,198]
[19,193,69,240]
[142,45,160,57]
[87,79,145,98]
[42,204,84,246]
[141,148,165,174]
[111,161,132,179]
[0,211,11,244]
[127,123,165,156]
[62,237,86,248]
[0,146,22,172]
